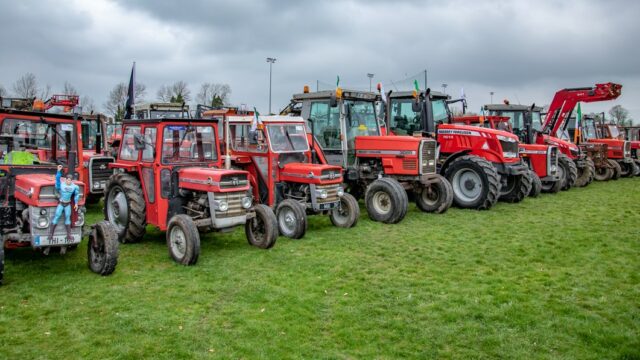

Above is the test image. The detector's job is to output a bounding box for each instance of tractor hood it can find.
[355,134,423,155]
[178,167,250,193]
[15,173,85,207]
[540,134,580,156]
[279,162,343,184]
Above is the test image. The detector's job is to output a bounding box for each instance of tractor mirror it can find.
[133,134,146,150]
[412,99,421,113]
[329,94,338,107]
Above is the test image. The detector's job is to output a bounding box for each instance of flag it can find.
[574,102,582,143]
[413,79,420,92]
[336,75,340,87]
[251,107,261,131]
[124,62,135,120]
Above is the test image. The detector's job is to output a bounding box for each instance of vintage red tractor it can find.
[384,90,531,210]
[283,88,453,224]
[621,125,640,174]
[0,98,119,285]
[579,116,636,178]
[104,117,278,265]
[79,113,116,203]
[217,115,359,239]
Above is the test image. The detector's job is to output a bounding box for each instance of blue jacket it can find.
[55,170,80,204]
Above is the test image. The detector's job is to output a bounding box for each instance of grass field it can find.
[1,178,639,359]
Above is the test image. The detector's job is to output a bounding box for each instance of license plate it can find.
[318,202,338,210]
[34,234,81,247]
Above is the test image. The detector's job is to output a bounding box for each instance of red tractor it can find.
[80,113,116,203]
[0,98,119,285]
[217,115,359,239]
[576,115,636,177]
[621,125,640,172]
[283,88,453,224]
[537,83,623,188]
[384,90,531,210]
[103,116,278,265]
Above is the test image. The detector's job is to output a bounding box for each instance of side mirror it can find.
[412,100,421,113]
[133,134,146,150]
[330,94,338,108]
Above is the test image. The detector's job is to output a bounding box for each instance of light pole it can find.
[266,57,276,114]
[441,83,448,94]
[490,91,494,103]
[367,73,374,91]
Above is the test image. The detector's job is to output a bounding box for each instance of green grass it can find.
[1,178,639,359]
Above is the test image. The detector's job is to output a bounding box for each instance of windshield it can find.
[161,125,217,164]
[432,99,449,124]
[267,124,309,153]
[388,98,420,135]
[345,100,379,138]
[583,120,598,139]
[488,111,524,131]
[81,120,98,150]
[607,125,621,138]
[0,118,77,166]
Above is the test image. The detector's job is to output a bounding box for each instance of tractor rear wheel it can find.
[166,215,200,265]
[619,160,635,177]
[575,159,593,187]
[245,204,278,249]
[416,175,453,214]
[586,158,596,184]
[444,155,500,210]
[609,159,622,180]
[364,177,408,224]
[330,193,360,228]
[276,199,307,239]
[499,170,532,203]
[87,221,119,275]
[104,173,147,243]
[528,170,542,198]
[558,154,577,190]
[0,238,4,285]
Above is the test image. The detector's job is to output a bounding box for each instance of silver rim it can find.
[557,163,566,186]
[106,186,128,233]
[278,207,297,235]
[371,191,392,215]
[452,169,482,203]
[421,185,439,206]
[169,226,187,259]
[332,198,350,225]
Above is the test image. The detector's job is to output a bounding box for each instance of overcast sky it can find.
[1,0,638,121]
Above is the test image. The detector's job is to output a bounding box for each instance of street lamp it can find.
[367,73,374,91]
[266,57,276,114]
[441,83,448,94]
[490,91,494,103]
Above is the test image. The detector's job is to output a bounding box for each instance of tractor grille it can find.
[214,191,246,218]
[90,157,115,194]
[316,184,340,204]
[624,141,631,159]
[219,174,248,189]
[420,140,437,174]
[548,147,558,176]
[500,139,519,158]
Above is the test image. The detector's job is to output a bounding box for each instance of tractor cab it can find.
[134,102,189,120]
[79,114,116,201]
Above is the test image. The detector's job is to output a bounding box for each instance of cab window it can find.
[119,126,141,161]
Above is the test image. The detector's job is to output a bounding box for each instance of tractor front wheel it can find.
[87,221,119,275]
[415,175,453,214]
[444,155,500,210]
[364,177,408,224]
[330,193,360,228]
[558,154,577,191]
[246,204,278,249]
[499,170,532,203]
[166,215,200,265]
[594,163,613,181]
[619,160,635,177]
[276,199,307,239]
[528,170,542,198]
[104,173,147,243]
[575,159,593,187]
[609,159,622,180]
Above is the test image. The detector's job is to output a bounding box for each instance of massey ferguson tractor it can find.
[578,116,636,177]
[621,126,640,172]
[80,113,116,203]
[537,83,623,187]
[104,116,278,265]
[219,115,359,239]
[384,90,531,210]
[283,88,453,224]
[0,97,119,285]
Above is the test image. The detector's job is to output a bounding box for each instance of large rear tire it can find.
[618,160,635,177]
[245,204,278,249]
[166,214,200,265]
[88,221,119,275]
[586,158,595,184]
[364,177,408,224]
[330,193,360,228]
[558,154,577,191]
[575,158,593,188]
[594,163,613,181]
[444,155,500,210]
[499,170,532,203]
[276,199,307,239]
[104,173,147,243]
[415,175,453,214]
[609,159,622,180]
[528,170,542,198]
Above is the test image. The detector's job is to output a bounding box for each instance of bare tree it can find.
[80,95,96,113]
[196,82,232,107]
[63,81,78,95]
[157,81,191,103]
[39,84,51,100]
[13,73,39,98]
[104,82,146,118]
[608,105,631,126]
[0,84,7,97]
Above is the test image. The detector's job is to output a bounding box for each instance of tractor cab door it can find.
[388,98,421,135]
[229,123,272,204]
[139,126,158,225]
[341,99,381,167]
[308,101,345,168]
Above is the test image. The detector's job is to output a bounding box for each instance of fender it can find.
[440,150,472,175]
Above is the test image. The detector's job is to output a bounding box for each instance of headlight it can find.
[40,208,48,215]
[336,186,344,197]
[241,196,253,209]
[550,165,557,172]
[315,189,328,199]
[217,201,229,212]
[37,216,49,229]
[503,152,518,159]
[75,212,84,226]
[497,135,516,142]
[93,181,101,189]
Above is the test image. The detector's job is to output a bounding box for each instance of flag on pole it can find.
[124,62,135,120]
[251,107,261,132]
[413,79,420,92]
[336,75,340,87]
[574,102,582,143]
